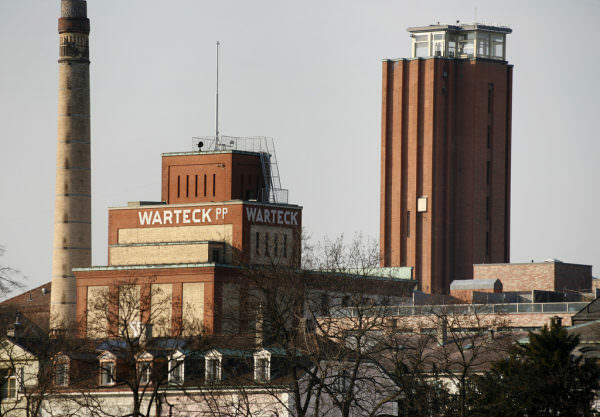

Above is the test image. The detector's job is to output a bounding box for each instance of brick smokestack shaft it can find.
[50,0,91,331]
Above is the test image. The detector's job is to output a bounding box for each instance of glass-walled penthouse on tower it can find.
[408,23,512,60]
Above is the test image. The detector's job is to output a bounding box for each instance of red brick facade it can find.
[473,262,592,292]
[380,57,512,294]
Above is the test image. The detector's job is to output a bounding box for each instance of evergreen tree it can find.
[471,319,600,417]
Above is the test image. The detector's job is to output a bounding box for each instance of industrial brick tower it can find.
[50,0,91,330]
[380,24,513,294]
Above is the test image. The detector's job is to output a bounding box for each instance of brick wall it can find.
[474,262,592,292]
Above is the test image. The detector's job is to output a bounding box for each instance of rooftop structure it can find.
[407,23,512,60]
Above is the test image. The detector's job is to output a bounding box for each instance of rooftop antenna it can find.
[215,41,221,148]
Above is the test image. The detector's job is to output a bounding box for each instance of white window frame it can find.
[412,33,431,58]
[253,350,271,382]
[205,350,223,382]
[55,359,70,387]
[168,350,185,385]
[99,360,116,386]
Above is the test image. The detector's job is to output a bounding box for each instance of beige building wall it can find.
[118,285,140,337]
[183,283,205,334]
[87,286,108,339]
[118,225,232,245]
[151,283,173,337]
[109,243,223,266]
[249,225,293,265]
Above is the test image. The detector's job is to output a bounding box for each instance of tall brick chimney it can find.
[50,0,91,331]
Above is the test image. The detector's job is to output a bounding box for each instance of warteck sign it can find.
[138,207,229,226]
[135,205,299,227]
[245,207,299,225]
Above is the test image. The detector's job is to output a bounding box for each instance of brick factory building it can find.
[380,24,513,294]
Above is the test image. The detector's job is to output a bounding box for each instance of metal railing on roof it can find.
[319,302,588,318]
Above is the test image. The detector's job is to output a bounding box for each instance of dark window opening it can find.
[204,175,207,197]
[186,175,189,197]
[256,232,260,255]
[177,176,180,198]
[212,174,216,197]
[265,232,270,256]
[212,249,221,263]
[195,175,198,197]
[283,234,288,258]
[488,83,494,114]
[274,234,278,256]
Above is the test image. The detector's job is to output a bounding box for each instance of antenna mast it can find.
[215,41,220,147]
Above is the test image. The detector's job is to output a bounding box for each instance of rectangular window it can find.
[212,174,216,197]
[55,363,69,387]
[212,249,221,263]
[477,32,490,57]
[0,370,17,400]
[255,358,269,382]
[265,232,270,256]
[177,176,180,198]
[283,234,288,258]
[186,175,189,197]
[274,234,278,256]
[206,359,219,382]
[491,34,504,58]
[204,174,207,197]
[406,211,411,238]
[256,232,260,255]
[195,175,198,197]
[170,359,184,384]
[414,34,429,57]
[100,362,115,386]
[139,361,151,385]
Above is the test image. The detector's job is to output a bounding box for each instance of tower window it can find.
[204,174,207,197]
[195,175,198,197]
[213,174,216,197]
[186,175,189,197]
[177,176,180,198]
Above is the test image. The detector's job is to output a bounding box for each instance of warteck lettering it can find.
[246,207,298,225]
[138,207,228,226]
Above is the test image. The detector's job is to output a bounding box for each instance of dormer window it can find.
[100,361,115,386]
[168,350,185,385]
[98,351,116,387]
[205,358,220,382]
[137,352,153,386]
[254,349,276,382]
[54,356,70,387]
[255,358,269,382]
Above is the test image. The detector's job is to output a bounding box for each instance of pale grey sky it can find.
[1,0,599,290]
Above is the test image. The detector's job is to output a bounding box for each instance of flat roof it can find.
[161,150,262,157]
[407,23,512,34]
[111,199,302,210]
